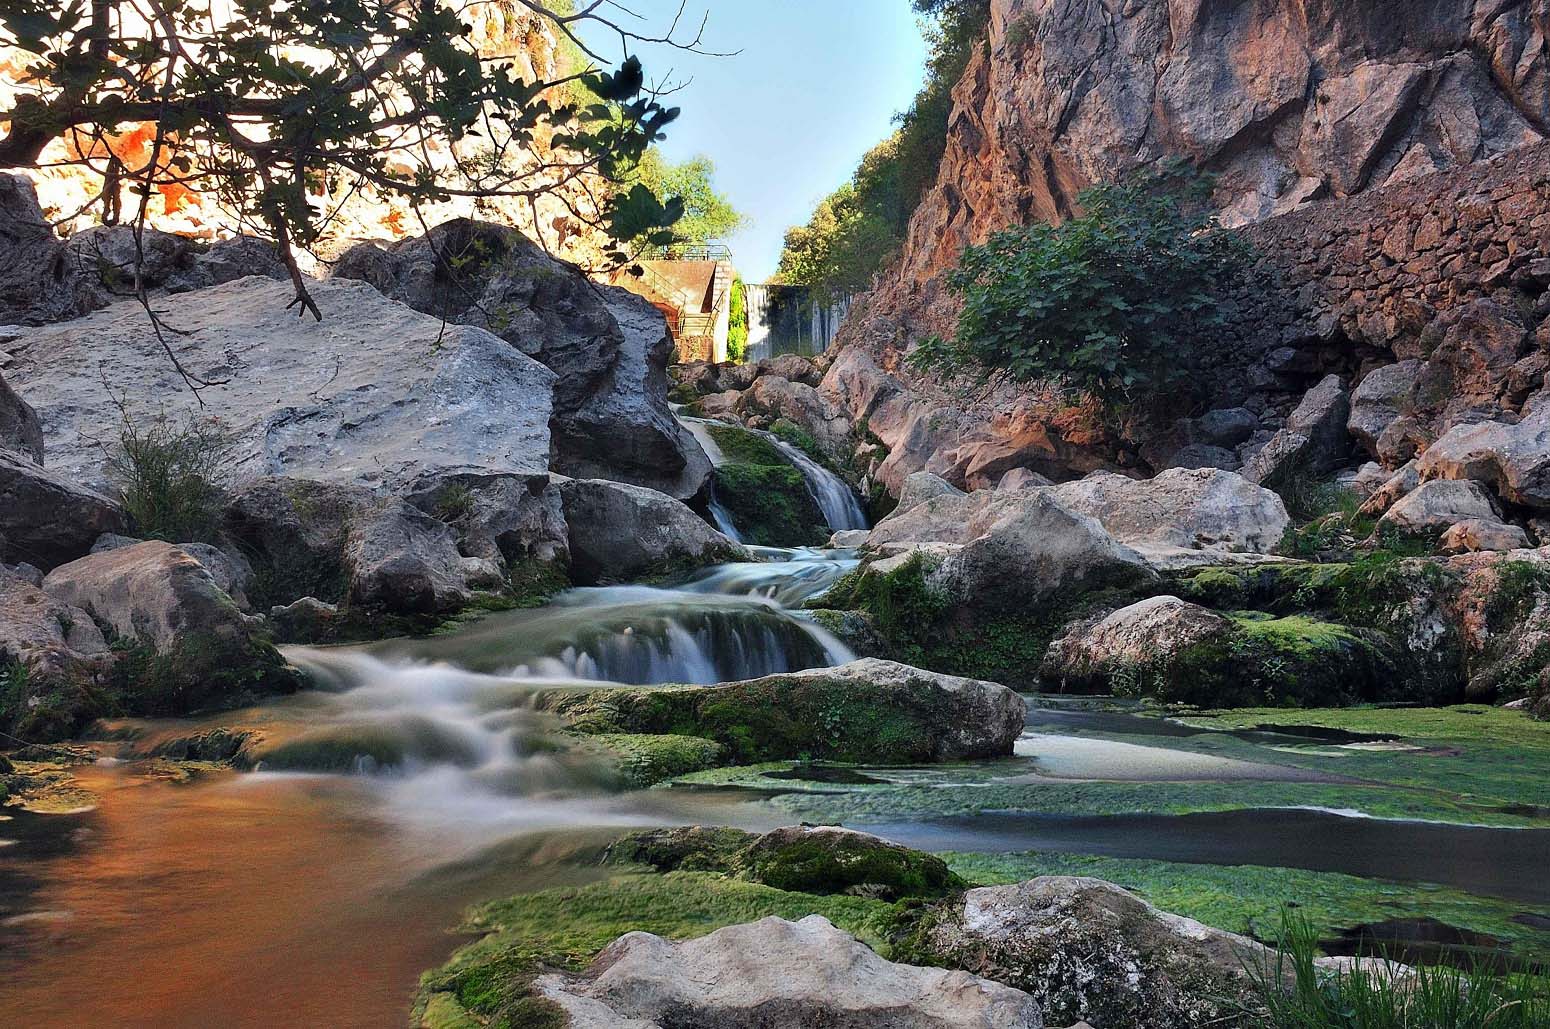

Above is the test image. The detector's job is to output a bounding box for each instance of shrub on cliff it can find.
[910,166,1251,403]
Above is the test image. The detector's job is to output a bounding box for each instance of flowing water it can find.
[3,517,1546,1023]
[680,414,868,537]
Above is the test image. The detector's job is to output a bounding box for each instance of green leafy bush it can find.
[728,274,749,362]
[910,167,1251,403]
[107,413,233,543]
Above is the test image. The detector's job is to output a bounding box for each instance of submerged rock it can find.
[557,477,746,585]
[536,914,1044,1029]
[538,658,1027,764]
[615,824,965,902]
[738,825,964,901]
[897,876,1272,1029]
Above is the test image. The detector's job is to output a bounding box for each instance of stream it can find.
[3,516,1548,1023]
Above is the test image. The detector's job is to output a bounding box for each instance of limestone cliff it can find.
[826,0,1550,492]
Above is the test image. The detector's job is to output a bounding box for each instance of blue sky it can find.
[579,1,930,281]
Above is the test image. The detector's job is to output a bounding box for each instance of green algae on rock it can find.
[533,659,1026,765]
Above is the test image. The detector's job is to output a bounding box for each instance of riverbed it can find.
[3,546,1549,1025]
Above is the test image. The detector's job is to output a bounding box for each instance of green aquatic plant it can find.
[1245,910,1550,1028]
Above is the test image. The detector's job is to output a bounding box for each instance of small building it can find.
[613,245,737,363]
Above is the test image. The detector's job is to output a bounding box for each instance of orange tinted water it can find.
[0,762,694,1028]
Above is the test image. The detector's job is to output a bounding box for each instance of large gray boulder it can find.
[333,220,711,500]
[41,541,298,715]
[1378,479,1503,537]
[1041,596,1231,692]
[1243,374,1351,486]
[0,174,102,325]
[224,477,507,616]
[1349,360,1423,457]
[540,659,1026,764]
[902,876,1276,1029]
[3,275,557,498]
[557,477,746,585]
[735,374,854,460]
[1051,468,1291,566]
[1417,405,1550,509]
[536,914,1043,1029]
[928,490,1158,610]
[895,471,965,515]
[0,370,43,463]
[43,541,248,651]
[0,570,112,739]
[0,449,128,570]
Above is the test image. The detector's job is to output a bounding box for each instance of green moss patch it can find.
[583,733,725,787]
[814,553,1138,687]
[535,672,980,765]
[712,463,827,547]
[703,423,828,546]
[1161,613,1396,708]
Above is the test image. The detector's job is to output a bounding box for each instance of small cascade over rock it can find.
[375,586,853,686]
[678,412,867,537]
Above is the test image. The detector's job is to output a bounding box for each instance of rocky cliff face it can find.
[824,0,1550,494]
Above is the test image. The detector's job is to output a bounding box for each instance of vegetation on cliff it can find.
[910,167,1251,403]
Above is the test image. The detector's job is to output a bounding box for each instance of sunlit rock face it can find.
[0,2,607,266]
[823,0,1549,493]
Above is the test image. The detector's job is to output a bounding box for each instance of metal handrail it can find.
[649,242,733,263]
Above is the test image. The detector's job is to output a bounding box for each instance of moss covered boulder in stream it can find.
[534,658,1026,764]
[1042,595,1398,707]
[614,824,965,901]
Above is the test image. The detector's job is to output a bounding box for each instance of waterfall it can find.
[370,585,854,687]
[680,414,868,536]
[744,283,850,362]
[766,436,869,533]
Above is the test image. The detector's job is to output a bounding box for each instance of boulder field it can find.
[0,176,747,739]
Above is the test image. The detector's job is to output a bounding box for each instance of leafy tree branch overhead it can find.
[0,0,713,319]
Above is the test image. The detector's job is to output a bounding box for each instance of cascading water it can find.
[678,545,859,607]
[765,435,869,532]
[679,412,869,536]
[247,554,857,832]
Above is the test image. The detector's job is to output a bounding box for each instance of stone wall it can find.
[1228,140,1550,392]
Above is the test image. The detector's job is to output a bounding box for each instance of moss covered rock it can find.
[738,825,964,901]
[535,658,1026,764]
[704,423,828,546]
[613,825,965,902]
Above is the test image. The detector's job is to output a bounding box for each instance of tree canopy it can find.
[631,150,743,248]
[0,0,707,317]
[775,0,988,302]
